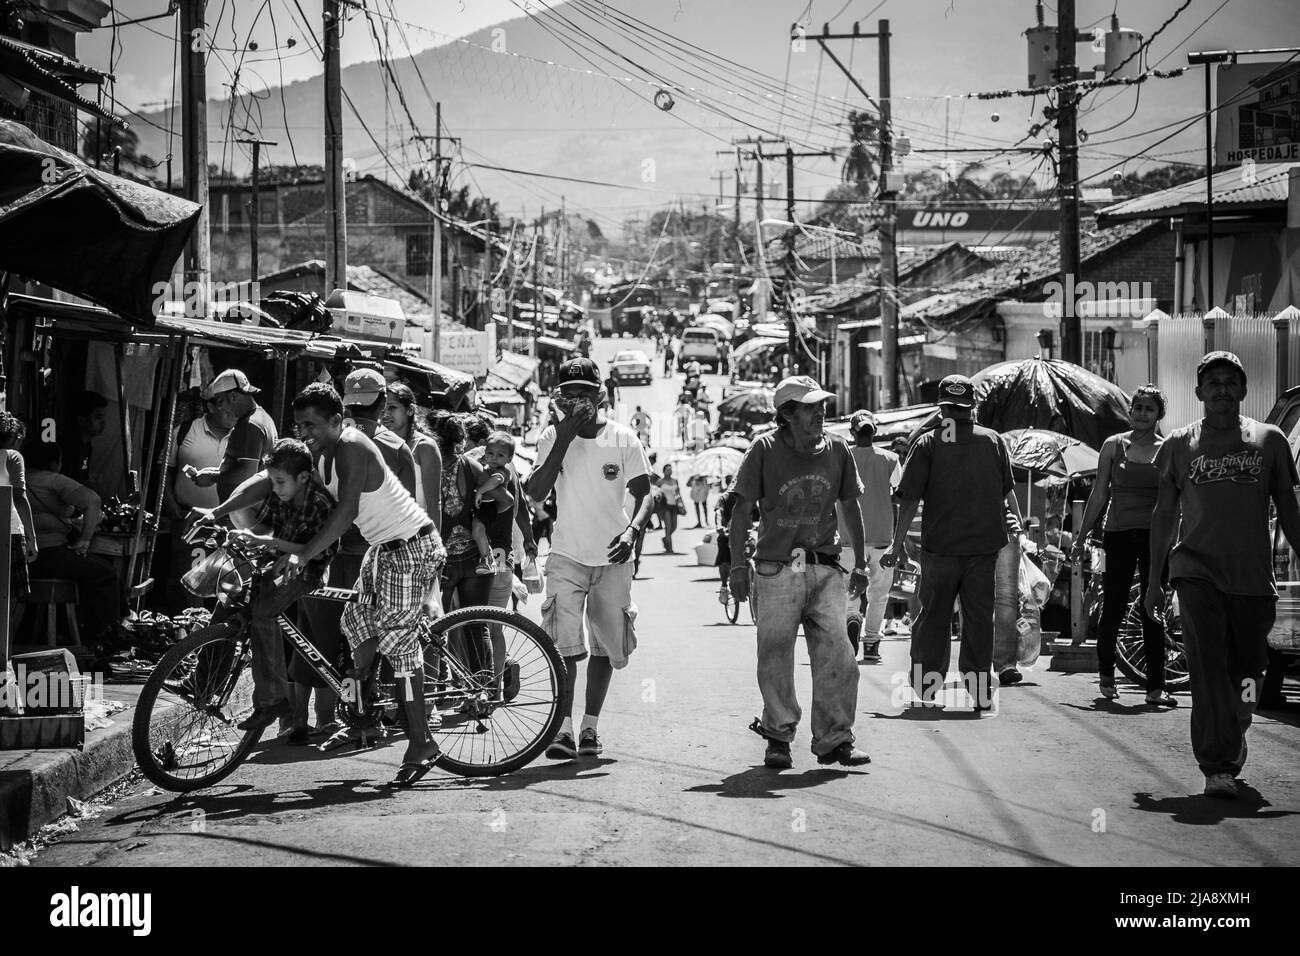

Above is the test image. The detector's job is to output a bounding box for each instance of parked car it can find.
[678,327,722,371]
[610,349,653,386]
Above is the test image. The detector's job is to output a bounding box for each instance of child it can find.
[471,431,516,575]
[211,438,339,742]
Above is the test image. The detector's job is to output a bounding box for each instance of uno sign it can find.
[909,211,970,228]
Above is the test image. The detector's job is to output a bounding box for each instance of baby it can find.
[472,431,516,575]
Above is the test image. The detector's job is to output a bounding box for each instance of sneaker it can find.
[236,700,292,732]
[475,555,497,576]
[999,668,1023,686]
[817,742,872,766]
[764,740,793,769]
[847,616,862,652]
[545,730,577,760]
[1146,690,1178,707]
[1099,679,1119,700]
[861,639,881,662]
[1204,773,1239,799]
[718,586,731,605]
[578,727,602,756]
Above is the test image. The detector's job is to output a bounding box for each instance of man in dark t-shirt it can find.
[729,376,871,770]
[1148,351,1300,800]
[884,374,1019,712]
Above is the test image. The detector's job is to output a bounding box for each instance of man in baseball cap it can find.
[1148,350,1300,799]
[191,369,278,510]
[340,365,415,497]
[728,375,872,769]
[342,367,387,407]
[203,367,261,399]
[884,372,1021,713]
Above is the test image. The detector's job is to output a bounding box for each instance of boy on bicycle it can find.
[193,438,338,734]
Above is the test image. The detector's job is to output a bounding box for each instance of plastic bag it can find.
[181,546,240,599]
[1016,604,1042,667]
[1018,552,1051,609]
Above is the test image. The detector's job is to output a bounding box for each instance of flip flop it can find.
[387,754,438,789]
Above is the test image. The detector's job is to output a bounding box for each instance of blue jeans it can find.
[753,562,858,755]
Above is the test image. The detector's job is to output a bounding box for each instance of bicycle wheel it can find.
[427,606,565,777]
[132,622,264,792]
[747,573,757,625]
[1114,583,1190,690]
[725,588,741,624]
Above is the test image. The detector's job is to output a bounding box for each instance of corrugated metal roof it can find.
[1098,163,1298,222]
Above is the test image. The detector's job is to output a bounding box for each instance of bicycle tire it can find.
[132,622,265,792]
[428,606,565,777]
[725,589,741,624]
[1114,583,1191,691]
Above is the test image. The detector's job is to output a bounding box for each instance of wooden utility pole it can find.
[813,20,897,406]
[411,105,461,359]
[180,0,210,317]
[237,137,276,288]
[1056,0,1082,364]
[531,213,544,359]
[324,0,347,296]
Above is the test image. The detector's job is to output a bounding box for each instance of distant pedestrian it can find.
[674,399,692,448]
[883,375,1021,712]
[656,464,682,551]
[728,375,871,769]
[1075,385,1171,703]
[664,339,676,375]
[603,372,619,413]
[630,405,652,448]
[1147,352,1300,799]
[688,472,711,527]
[690,409,711,451]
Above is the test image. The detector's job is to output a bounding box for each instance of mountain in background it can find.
[130,0,1296,227]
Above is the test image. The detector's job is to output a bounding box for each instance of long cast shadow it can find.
[683,764,858,800]
[1131,783,1299,825]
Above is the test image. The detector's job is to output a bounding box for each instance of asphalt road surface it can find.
[32,337,1300,866]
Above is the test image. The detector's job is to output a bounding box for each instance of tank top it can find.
[1,450,25,536]
[322,430,429,546]
[409,433,436,512]
[1104,434,1160,532]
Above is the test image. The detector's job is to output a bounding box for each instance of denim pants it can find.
[1174,578,1274,778]
[991,536,1021,674]
[753,562,858,755]
[911,550,997,705]
[211,571,315,709]
[840,546,894,642]
[1097,528,1165,689]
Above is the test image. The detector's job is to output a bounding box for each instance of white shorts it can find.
[540,553,638,668]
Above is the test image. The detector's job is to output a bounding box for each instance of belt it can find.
[378,523,434,553]
[757,550,843,569]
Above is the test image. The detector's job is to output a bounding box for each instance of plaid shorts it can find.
[341,530,445,677]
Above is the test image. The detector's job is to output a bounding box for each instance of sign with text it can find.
[1215,61,1300,165]
[438,329,492,377]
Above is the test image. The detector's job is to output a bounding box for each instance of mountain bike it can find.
[1082,573,1189,690]
[132,523,565,792]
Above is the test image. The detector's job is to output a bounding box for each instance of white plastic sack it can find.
[1018,552,1051,610]
[1017,605,1042,668]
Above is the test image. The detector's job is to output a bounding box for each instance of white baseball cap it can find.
[203,368,260,399]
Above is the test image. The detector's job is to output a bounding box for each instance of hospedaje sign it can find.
[1215,61,1300,164]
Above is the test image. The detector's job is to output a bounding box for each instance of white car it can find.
[610,349,653,386]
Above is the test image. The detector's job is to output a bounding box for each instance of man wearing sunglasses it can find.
[527,358,654,760]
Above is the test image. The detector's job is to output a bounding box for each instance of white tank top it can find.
[323,429,429,546]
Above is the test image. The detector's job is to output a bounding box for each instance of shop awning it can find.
[536,335,578,353]
[0,119,200,322]
[477,388,527,406]
[0,36,123,127]
[488,351,539,389]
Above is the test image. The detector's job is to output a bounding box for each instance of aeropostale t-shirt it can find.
[537,419,650,567]
[733,431,863,562]
[1156,417,1299,596]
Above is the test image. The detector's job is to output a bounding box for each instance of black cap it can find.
[1196,350,1247,385]
[937,374,975,408]
[556,357,602,388]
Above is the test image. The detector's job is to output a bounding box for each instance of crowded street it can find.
[25,337,1300,868]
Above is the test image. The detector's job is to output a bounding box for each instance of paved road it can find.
[32,337,1300,866]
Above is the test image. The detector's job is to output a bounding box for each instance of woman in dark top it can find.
[1074,385,1174,706]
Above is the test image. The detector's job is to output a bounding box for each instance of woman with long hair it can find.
[1074,384,1176,706]
[382,383,442,521]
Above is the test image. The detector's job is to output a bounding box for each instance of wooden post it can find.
[1071,498,1085,644]
[1144,309,1168,385]
[139,335,188,605]
[113,343,135,500]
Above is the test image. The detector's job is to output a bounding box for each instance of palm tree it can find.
[841,110,881,187]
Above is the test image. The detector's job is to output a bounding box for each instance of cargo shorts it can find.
[540,553,638,668]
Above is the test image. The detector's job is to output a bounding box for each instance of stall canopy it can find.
[487,352,539,390]
[0,119,201,322]
[971,358,1131,451]
[1002,428,1100,478]
[536,335,578,353]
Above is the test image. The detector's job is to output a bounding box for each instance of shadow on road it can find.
[1132,784,1299,825]
[110,777,397,830]
[1059,700,1173,716]
[424,757,619,793]
[1255,702,1300,731]
[684,764,862,799]
[865,709,982,721]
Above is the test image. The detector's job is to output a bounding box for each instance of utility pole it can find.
[411,105,461,359]
[180,0,210,317]
[323,0,347,298]
[710,170,730,268]
[532,211,544,359]
[237,137,276,288]
[813,20,898,406]
[1056,0,1082,364]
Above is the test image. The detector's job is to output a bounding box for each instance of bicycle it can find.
[724,534,758,625]
[1081,568,1188,691]
[132,523,565,792]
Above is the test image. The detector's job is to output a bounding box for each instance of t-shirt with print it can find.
[1156,416,1299,597]
[838,444,901,546]
[537,419,650,567]
[733,431,863,562]
[896,421,1014,556]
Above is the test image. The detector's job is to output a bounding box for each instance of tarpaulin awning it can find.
[1002,428,1100,478]
[0,119,200,322]
[489,352,539,389]
[971,358,1131,451]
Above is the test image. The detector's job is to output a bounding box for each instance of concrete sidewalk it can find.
[0,680,145,850]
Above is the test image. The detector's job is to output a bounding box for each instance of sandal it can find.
[387,753,439,789]
[1099,680,1119,700]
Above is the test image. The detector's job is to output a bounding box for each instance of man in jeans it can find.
[839,410,901,663]
[729,376,871,769]
[1147,351,1300,799]
[883,375,1019,712]
[528,358,654,760]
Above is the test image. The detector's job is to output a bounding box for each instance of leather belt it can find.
[378,524,434,553]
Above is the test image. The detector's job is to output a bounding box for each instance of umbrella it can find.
[717,387,775,423]
[1002,428,1100,478]
[971,358,1131,451]
[679,445,745,480]
[0,119,201,322]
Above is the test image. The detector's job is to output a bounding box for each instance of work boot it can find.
[817,742,872,767]
[764,740,793,769]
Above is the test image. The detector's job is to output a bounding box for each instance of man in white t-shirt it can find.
[528,357,654,760]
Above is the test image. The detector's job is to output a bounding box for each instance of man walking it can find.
[729,375,871,769]
[839,410,902,663]
[883,375,1019,712]
[528,358,654,760]
[1147,351,1300,799]
[630,405,652,449]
